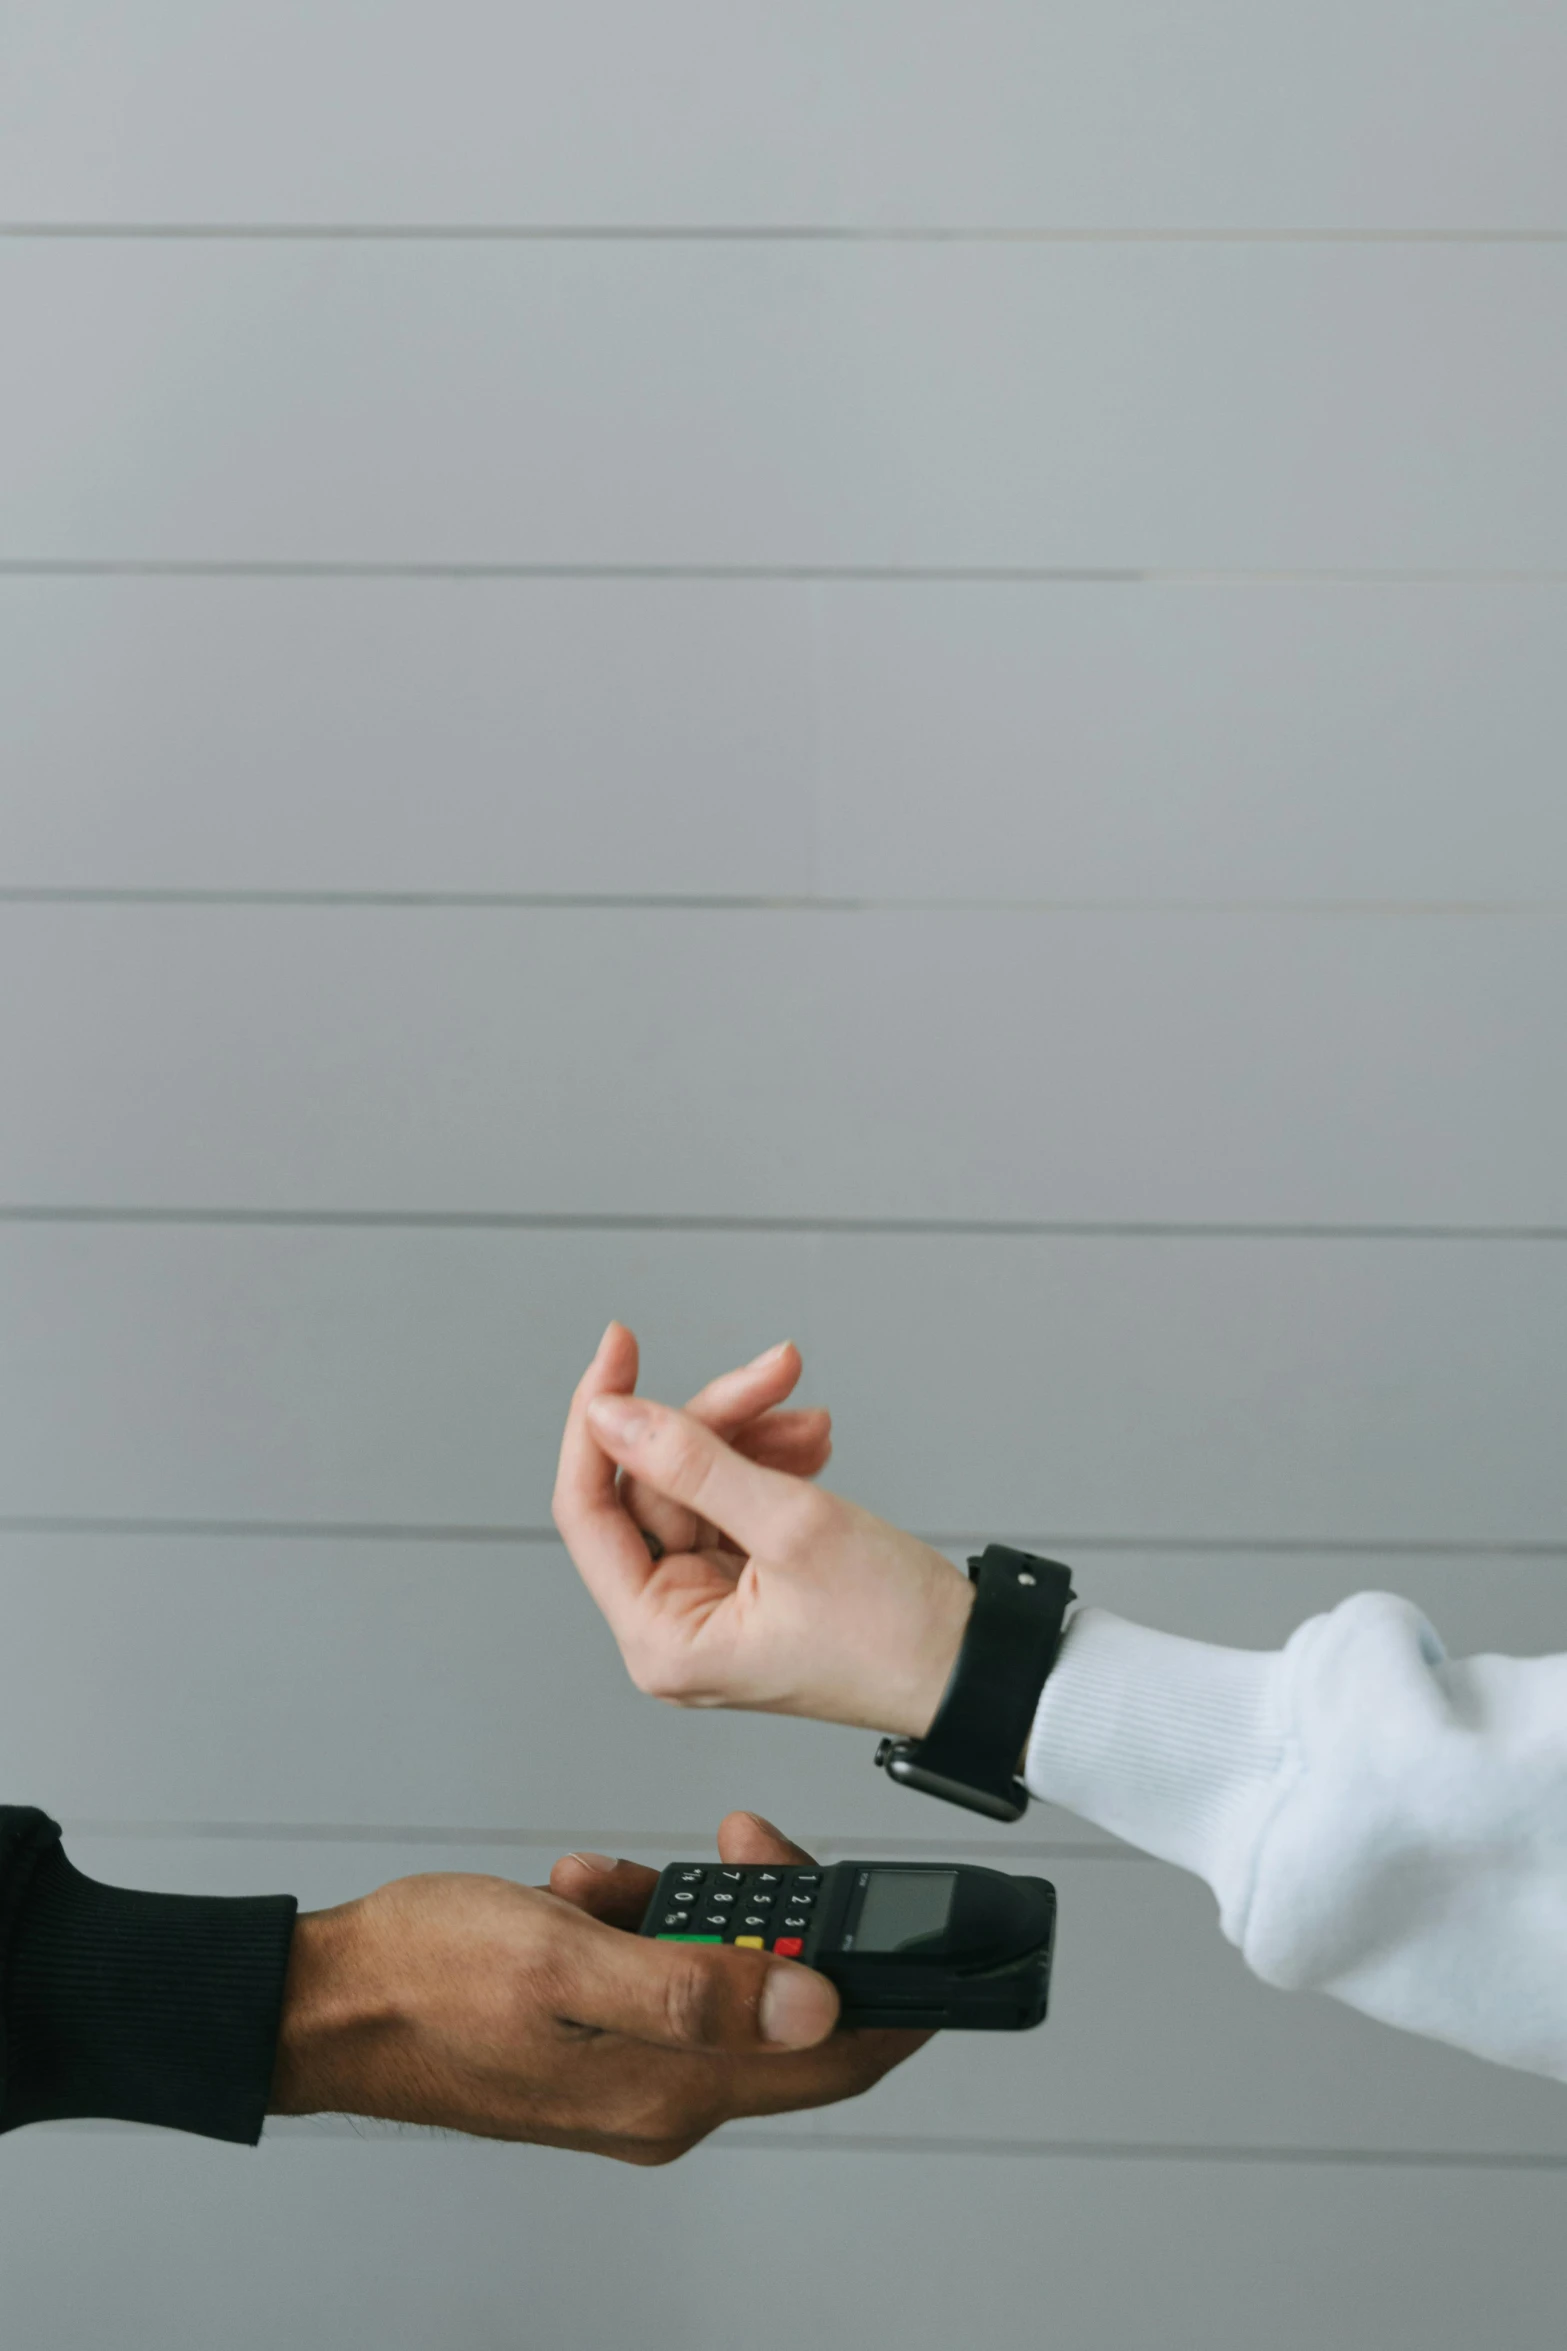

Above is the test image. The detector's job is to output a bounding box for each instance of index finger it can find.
[583,1395,815,1561]
[682,1340,804,1435]
[552,1322,665,1624]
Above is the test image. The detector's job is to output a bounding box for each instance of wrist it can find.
[268,1901,391,2117]
[883,1567,975,1740]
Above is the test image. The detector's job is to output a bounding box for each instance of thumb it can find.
[558,1907,840,2053]
[585,1394,811,1557]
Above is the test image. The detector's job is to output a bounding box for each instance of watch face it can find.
[883,1749,1029,1822]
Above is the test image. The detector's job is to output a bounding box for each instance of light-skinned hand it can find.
[607,1322,835,1564]
[270,1811,926,2163]
[553,1323,973,1736]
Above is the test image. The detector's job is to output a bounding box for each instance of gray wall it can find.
[2,6,1565,2343]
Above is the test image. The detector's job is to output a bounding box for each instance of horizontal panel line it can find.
[4,1206,1565,1241]
[60,1817,1135,1861]
[721,2131,1567,2171]
[4,223,1566,246]
[4,560,1567,586]
[4,1515,1562,1559]
[4,889,1564,918]
[0,1516,565,1542]
[69,2116,1567,2166]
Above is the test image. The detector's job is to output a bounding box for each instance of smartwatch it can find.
[874,1546,1076,1822]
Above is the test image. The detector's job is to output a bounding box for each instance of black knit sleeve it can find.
[0,1808,298,2145]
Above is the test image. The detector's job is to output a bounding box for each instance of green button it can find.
[657,1933,723,1942]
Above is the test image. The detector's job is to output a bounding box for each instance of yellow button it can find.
[734,1935,764,1949]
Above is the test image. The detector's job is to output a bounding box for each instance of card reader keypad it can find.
[653,1866,823,1955]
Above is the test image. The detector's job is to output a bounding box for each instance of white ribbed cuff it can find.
[1024,1608,1291,1934]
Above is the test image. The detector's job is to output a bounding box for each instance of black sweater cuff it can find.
[0,1811,298,2144]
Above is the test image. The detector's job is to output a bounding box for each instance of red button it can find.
[773,1936,804,1959]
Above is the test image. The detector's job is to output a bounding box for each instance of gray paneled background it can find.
[1,4,1563,2344]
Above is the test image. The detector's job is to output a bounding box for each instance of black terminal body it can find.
[639,1859,1055,2031]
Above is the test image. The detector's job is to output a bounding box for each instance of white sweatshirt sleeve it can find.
[1023,1594,1567,2081]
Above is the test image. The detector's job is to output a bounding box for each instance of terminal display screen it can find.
[854,1870,956,1952]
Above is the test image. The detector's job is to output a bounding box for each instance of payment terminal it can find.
[639,1857,1056,2031]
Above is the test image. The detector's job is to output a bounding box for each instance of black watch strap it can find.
[874,1547,1076,1821]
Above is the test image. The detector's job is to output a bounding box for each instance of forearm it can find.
[1024,1598,1567,2081]
[0,1810,297,2142]
[556,1365,1567,2079]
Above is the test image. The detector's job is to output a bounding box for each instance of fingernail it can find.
[566,1851,616,1874]
[588,1395,652,1444]
[760,1963,837,2049]
[596,1322,618,1357]
[747,1340,793,1368]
